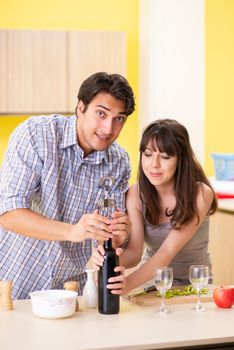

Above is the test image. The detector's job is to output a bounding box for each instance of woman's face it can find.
[141,138,178,189]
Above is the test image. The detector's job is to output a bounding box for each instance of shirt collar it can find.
[59,115,78,149]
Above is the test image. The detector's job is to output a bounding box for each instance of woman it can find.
[93,119,217,294]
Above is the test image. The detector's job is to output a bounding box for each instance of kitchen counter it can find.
[218,198,234,213]
[209,178,234,212]
[209,199,234,286]
[1,296,234,350]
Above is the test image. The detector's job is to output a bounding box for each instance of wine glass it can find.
[153,267,173,314]
[189,265,209,311]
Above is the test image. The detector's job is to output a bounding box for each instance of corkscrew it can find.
[97,176,120,315]
[97,176,116,218]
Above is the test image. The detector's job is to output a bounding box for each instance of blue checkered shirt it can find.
[0,114,130,299]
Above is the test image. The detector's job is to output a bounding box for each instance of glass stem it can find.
[160,292,166,311]
[197,288,201,309]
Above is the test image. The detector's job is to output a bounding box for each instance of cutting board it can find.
[123,287,214,306]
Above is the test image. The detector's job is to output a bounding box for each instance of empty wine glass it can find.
[189,265,209,311]
[153,267,173,314]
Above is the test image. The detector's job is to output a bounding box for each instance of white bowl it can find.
[29,289,77,319]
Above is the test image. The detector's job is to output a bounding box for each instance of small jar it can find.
[82,269,98,309]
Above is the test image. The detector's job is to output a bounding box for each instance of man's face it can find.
[76,92,127,156]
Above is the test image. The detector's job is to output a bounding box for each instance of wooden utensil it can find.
[0,280,13,311]
[64,281,79,311]
[124,286,214,306]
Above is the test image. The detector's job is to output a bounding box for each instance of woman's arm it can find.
[120,182,214,294]
[118,184,145,268]
[92,184,145,270]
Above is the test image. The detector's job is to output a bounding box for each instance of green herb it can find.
[155,285,208,299]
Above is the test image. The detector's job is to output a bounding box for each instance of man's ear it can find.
[76,100,85,116]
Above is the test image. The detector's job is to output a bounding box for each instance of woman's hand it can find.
[92,245,127,294]
[110,209,131,249]
[92,244,123,270]
[92,244,105,271]
[107,265,126,295]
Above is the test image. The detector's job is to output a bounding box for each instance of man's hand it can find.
[70,210,113,242]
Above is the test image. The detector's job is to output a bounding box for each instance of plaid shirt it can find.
[0,114,130,299]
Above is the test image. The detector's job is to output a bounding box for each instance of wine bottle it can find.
[98,238,120,314]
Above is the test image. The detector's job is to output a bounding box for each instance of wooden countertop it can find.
[1,296,234,350]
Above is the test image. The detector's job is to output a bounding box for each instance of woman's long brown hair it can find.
[138,119,217,228]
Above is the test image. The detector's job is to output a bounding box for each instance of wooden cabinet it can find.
[0,30,7,112]
[0,29,126,114]
[209,209,234,285]
[67,31,126,112]
[7,30,68,114]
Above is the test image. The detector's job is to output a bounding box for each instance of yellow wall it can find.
[0,0,139,182]
[205,0,234,176]
[4,1,234,180]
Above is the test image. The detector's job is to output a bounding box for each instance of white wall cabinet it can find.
[0,29,126,114]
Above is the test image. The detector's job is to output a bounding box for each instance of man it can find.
[0,72,135,299]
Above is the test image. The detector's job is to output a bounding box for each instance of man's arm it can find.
[0,208,113,242]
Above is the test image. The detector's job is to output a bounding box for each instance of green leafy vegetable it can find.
[155,285,208,299]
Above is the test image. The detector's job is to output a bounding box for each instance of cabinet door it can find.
[209,211,234,285]
[67,31,126,112]
[0,30,8,113]
[7,30,68,114]
[0,29,126,115]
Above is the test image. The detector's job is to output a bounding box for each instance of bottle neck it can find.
[104,238,113,250]
[86,269,95,280]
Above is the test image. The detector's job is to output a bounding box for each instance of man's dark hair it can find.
[77,72,135,116]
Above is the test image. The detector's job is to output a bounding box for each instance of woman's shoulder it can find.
[197,182,214,206]
[127,184,141,209]
[197,182,213,195]
[129,183,139,192]
[128,183,139,198]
